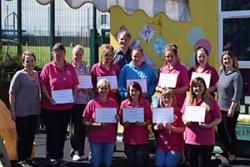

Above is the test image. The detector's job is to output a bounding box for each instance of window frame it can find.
[218,0,250,69]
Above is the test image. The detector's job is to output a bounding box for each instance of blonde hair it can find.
[99,44,114,63]
[220,50,239,70]
[72,44,84,54]
[159,89,176,107]
[96,79,111,89]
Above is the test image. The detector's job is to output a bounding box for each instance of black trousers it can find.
[41,109,70,159]
[16,115,38,161]
[217,110,239,155]
[69,104,86,155]
[186,144,214,167]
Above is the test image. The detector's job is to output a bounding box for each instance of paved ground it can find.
[10,132,250,167]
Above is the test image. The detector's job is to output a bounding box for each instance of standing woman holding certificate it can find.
[9,51,40,167]
[40,43,79,165]
[83,79,119,167]
[91,44,120,101]
[119,81,152,167]
[153,89,185,167]
[217,50,243,162]
[118,46,156,102]
[182,77,221,167]
[189,46,219,96]
[69,45,90,161]
[156,44,189,108]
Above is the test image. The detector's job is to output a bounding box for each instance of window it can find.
[223,18,250,61]
[219,0,250,114]
[100,14,107,25]
[222,0,250,11]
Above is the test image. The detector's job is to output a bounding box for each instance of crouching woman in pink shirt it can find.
[119,81,152,167]
[182,77,221,167]
[153,89,185,167]
[83,79,119,167]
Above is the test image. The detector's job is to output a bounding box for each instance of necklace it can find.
[24,69,35,77]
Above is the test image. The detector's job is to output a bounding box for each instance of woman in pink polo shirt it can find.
[119,81,152,167]
[40,43,79,165]
[182,77,221,167]
[153,89,185,167]
[83,79,119,167]
[91,44,120,101]
[189,46,219,96]
[156,44,189,109]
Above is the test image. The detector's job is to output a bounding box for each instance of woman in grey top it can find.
[69,45,91,161]
[217,50,243,162]
[9,51,41,167]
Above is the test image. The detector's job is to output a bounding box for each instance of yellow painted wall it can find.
[110,1,218,69]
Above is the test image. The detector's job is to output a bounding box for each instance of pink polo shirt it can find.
[91,63,120,100]
[156,107,185,152]
[158,62,189,108]
[119,99,152,145]
[181,96,221,145]
[83,97,118,143]
[40,61,79,110]
[189,64,219,88]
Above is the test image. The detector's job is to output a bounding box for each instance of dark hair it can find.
[195,46,209,65]
[187,77,210,110]
[127,81,142,101]
[21,51,36,63]
[52,43,66,52]
[131,46,144,57]
[117,31,131,40]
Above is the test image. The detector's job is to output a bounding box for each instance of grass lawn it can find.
[1,45,91,68]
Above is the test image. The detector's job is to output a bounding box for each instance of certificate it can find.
[77,75,93,89]
[95,108,117,123]
[191,72,211,88]
[97,76,118,89]
[122,108,144,123]
[152,108,174,123]
[245,96,250,104]
[158,73,178,88]
[51,89,74,104]
[184,106,206,122]
[126,79,147,93]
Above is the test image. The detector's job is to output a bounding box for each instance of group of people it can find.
[9,30,243,167]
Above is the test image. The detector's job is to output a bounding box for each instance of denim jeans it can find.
[124,144,148,167]
[89,142,115,167]
[155,148,181,167]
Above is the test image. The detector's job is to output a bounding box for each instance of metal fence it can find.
[1,0,110,68]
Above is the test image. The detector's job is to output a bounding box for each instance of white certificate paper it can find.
[51,89,74,104]
[158,73,178,88]
[123,108,144,123]
[184,106,206,122]
[126,79,147,93]
[191,72,211,88]
[152,108,174,123]
[97,76,118,89]
[95,108,117,123]
[77,75,93,89]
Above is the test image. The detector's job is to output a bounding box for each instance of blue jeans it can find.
[155,148,181,167]
[89,142,115,167]
[124,144,148,167]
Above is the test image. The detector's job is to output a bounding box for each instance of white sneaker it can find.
[215,154,229,165]
[72,154,81,161]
